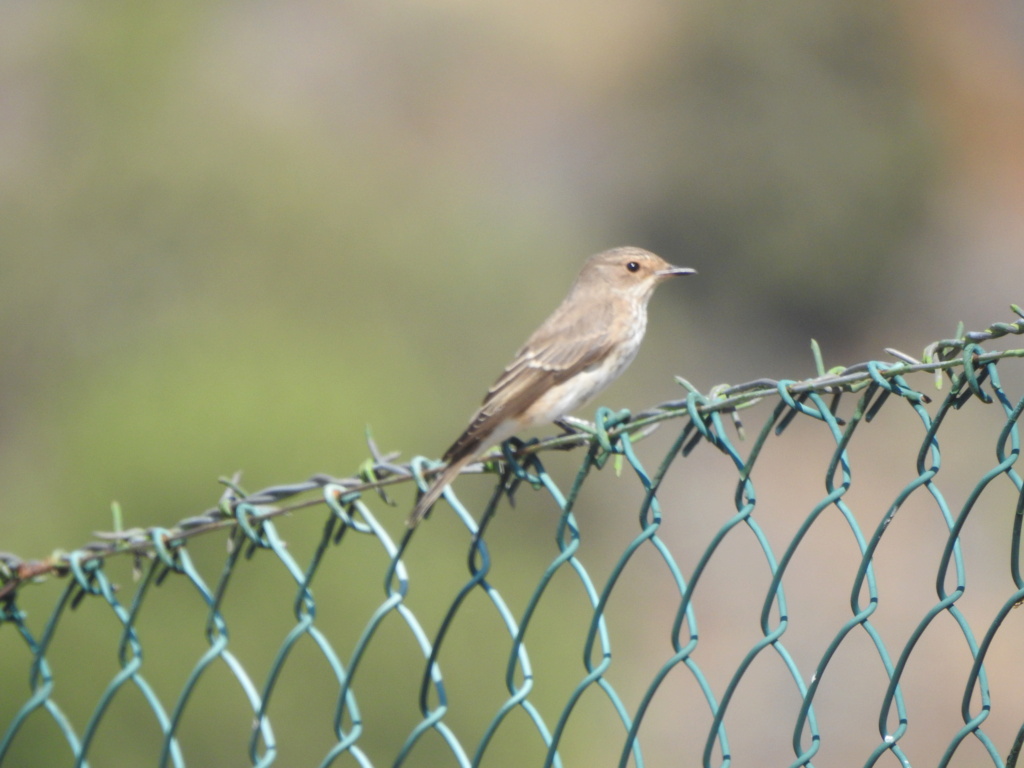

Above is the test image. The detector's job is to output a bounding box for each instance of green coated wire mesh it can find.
[2,311,1024,768]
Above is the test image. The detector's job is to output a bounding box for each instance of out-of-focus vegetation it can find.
[2,2,1023,766]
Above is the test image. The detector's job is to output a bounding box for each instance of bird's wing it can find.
[442,303,615,464]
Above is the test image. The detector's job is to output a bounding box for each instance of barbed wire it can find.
[3,307,1024,768]
[2,306,1022,601]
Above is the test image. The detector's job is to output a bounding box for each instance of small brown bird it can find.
[408,246,695,527]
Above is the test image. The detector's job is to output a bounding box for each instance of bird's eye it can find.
[626,261,640,273]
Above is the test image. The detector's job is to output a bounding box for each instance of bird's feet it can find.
[554,416,595,436]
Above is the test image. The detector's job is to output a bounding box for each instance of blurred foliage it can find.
[600,3,937,346]
[0,3,939,546]
[2,2,1006,766]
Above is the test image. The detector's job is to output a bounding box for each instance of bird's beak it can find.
[656,266,697,278]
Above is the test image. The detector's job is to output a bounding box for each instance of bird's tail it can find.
[406,452,477,527]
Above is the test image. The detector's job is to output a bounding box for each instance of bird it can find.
[407,246,695,527]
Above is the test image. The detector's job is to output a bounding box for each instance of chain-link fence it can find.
[2,311,1023,768]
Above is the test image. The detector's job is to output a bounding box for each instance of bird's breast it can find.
[516,307,648,427]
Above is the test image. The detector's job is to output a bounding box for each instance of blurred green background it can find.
[3,1,1024,766]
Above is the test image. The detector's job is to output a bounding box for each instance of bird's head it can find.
[578,246,696,301]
